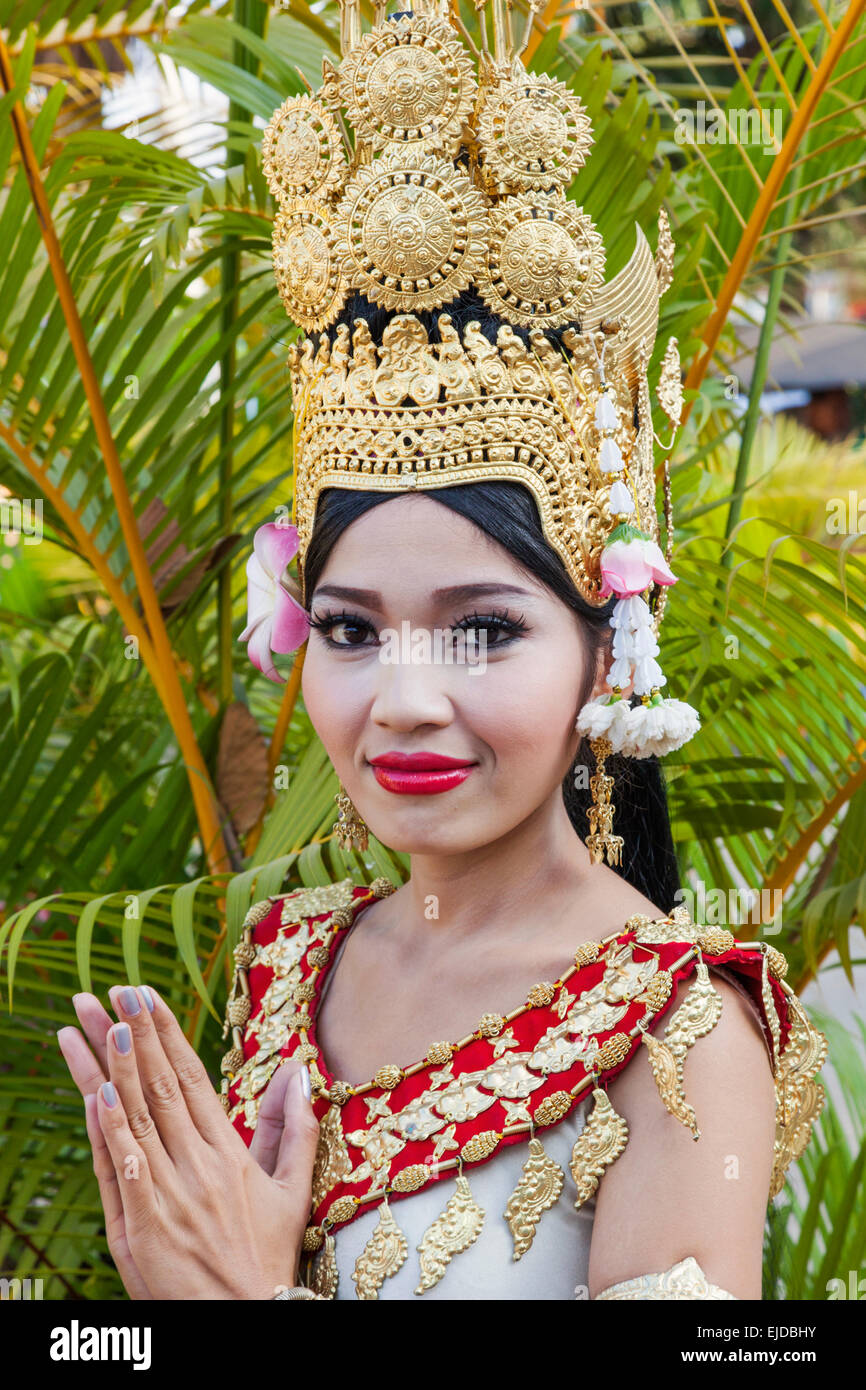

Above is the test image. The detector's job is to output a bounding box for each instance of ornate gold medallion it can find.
[272,201,347,332]
[262,94,346,204]
[339,14,476,153]
[504,1136,565,1260]
[478,66,593,190]
[479,191,605,327]
[311,1103,353,1207]
[569,1087,629,1209]
[334,148,489,311]
[415,1174,485,1294]
[352,1197,409,1299]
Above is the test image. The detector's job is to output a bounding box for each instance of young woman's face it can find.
[302,495,597,856]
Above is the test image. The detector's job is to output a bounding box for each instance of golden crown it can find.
[262,0,682,605]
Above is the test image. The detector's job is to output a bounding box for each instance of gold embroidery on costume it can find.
[415,1174,485,1295]
[352,1197,409,1300]
[638,968,673,1012]
[431,1124,459,1163]
[504,1137,565,1261]
[594,1256,736,1300]
[663,961,724,1057]
[279,879,357,924]
[630,914,700,945]
[492,1026,519,1057]
[602,940,660,1001]
[570,1088,629,1209]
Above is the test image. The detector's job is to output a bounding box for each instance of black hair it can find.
[303,480,682,912]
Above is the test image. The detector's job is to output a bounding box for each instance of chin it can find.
[368,805,510,858]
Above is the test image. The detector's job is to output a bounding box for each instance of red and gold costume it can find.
[221,877,826,1300]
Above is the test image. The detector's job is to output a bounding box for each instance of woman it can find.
[57,1,825,1300]
[56,478,822,1301]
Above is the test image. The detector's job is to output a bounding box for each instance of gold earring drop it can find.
[586,736,624,867]
[333,785,369,852]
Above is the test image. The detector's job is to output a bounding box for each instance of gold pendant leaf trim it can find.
[415,1174,485,1294]
[504,1137,565,1261]
[569,1087,629,1209]
[352,1198,409,1299]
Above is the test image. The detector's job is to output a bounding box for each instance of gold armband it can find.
[594,1256,736,1300]
[273,1285,326,1300]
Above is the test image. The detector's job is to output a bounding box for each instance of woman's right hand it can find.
[58,986,318,1300]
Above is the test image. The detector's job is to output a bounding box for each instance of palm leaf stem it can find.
[0,33,230,876]
[681,0,866,413]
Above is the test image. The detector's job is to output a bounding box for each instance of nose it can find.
[368,643,456,733]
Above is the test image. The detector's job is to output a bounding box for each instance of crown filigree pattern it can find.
[288,312,659,601]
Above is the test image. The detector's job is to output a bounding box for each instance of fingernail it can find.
[112,1023,132,1055]
[101,1082,118,1108]
[119,986,141,1017]
[138,986,155,1013]
[300,1065,311,1102]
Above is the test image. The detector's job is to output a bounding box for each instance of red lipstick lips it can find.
[368,750,477,795]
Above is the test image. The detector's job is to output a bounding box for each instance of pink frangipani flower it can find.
[600,535,677,599]
[239,522,310,683]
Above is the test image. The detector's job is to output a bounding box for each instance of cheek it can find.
[301,652,369,759]
[464,647,585,765]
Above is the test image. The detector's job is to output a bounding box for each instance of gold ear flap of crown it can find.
[593,1256,737,1300]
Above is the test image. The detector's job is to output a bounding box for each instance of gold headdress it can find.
[254,0,700,845]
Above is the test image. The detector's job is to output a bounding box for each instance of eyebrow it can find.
[310,582,536,611]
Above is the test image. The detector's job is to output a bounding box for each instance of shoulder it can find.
[586,930,826,1299]
[590,970,776,1298]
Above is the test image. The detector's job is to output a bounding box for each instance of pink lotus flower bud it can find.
[600,537,677,598]
[239,522,310,683]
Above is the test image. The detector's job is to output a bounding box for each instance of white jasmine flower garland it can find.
[575,524,700,758]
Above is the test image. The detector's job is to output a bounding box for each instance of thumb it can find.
[272,1059,320,1189]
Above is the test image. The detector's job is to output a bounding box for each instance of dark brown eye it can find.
[308,610,378,648]
[328,620,372,646]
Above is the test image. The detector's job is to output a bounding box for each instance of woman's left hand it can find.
[58,984,320,1301]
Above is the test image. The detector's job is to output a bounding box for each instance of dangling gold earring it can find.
[585,736,624,867]
[333,784,369,851]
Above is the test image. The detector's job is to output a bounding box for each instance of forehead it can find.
[311,494,546,596]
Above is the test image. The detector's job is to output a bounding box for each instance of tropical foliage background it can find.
[0,0,864,1300]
